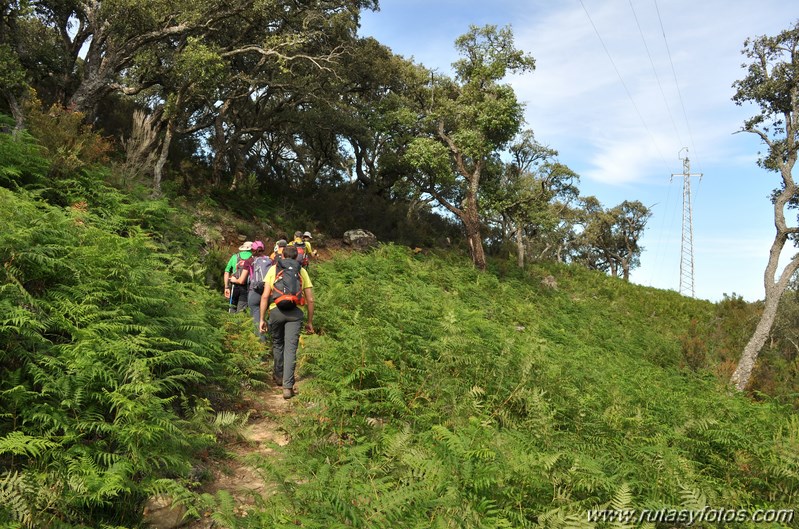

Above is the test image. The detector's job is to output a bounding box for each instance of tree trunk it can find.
[732,292,780,391]
[731,161,799,391]
[124,109,161,174]
[607,256,617,278]
[731,251,799,390]
[464,217,486,270]
[68,68,113,118]
[352,142,370,188]
[515,224,525,268]
[210,99,234,187]
[462,169,486,270]
[3,90,25,135]
[153,119,174,193]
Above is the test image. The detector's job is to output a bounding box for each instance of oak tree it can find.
[486,130,579,267]
[574,197,651,280]
[730,22,799,391]
[404,25,534,270]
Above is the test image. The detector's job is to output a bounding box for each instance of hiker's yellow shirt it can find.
[263,264,313,312]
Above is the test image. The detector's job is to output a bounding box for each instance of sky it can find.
[358,0,798,302]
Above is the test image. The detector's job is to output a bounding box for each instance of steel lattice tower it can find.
[671,148,702,297]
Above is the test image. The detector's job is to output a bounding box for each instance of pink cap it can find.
[251,240,265,251]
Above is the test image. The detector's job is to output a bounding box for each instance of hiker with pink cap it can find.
[247,240,273,341]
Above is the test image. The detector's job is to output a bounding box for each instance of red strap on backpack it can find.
[271,270,305,308]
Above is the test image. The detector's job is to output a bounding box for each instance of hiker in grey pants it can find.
[258,245,315,399]
[268,306,304,390]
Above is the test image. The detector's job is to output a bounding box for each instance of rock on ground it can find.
[342,229,378,249]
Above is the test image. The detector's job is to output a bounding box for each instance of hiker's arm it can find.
[304,287,314,333]
[223,271,231,295]
[234,269,248,285]
[259,287,271,333]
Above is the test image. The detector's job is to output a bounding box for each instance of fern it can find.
[238,245,799,528]
[0,472,33,528]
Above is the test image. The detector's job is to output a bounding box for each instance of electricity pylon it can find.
[671,148,702,297]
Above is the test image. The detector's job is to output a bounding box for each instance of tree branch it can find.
[437,120,472,180]
[408,173,463,219]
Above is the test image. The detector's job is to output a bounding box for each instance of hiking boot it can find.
[273,376,282,387]
[282,388,294,400]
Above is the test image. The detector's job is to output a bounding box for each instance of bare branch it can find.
[220,44,346,78]
[408,172,463,218]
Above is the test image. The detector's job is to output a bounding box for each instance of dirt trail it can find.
[175,241,348,527]
[185,383,293,527]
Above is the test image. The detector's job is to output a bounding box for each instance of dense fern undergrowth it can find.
[231,246,798,529]
[0,125,264,528]
[2,122,798,528]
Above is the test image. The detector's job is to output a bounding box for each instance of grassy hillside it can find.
[2,120,797,528]
[232,245,798,528]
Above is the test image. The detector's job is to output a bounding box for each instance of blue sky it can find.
[358,1,798,302]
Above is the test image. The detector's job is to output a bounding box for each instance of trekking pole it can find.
[228,283,235,313]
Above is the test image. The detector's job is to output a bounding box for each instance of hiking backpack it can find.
[270,258,305,309]
[250,255,273,294]
[232,252,254,287]
[293,241,310,268]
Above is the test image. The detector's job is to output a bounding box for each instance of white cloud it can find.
[505,0,794,189]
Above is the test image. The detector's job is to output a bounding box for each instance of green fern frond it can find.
[0,432,57,458]
[678,483,707,509]
[0,471,33,528]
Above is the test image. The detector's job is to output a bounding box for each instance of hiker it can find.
[270,239,287,261]
[274,234,289,251]
[258,245,314,399]
[224,241,253,313]
[247,240,273,342]
[302,231,319,258]
[288,231,312,267]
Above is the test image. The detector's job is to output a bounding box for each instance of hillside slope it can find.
[234,245,798,528]
[1,121,795,527]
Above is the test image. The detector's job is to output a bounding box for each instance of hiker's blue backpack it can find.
[250,256,273,295]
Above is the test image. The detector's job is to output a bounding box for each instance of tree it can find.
[574,198,651,280]
[0,43,26,131]
[485,130,579,267]
[338,37,428,196]
[730,22,799,391]
[607,200,652,280]
[404,25,535,270]
[5,0,378,190]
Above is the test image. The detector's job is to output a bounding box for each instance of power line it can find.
[578,0,671,170]
[628,0,684,147]
[653,0,702,174]
[646,175,678,288]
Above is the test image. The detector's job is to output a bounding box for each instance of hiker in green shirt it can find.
[223,241,253,313]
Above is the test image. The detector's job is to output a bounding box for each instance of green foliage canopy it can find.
[405,25,535,270]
